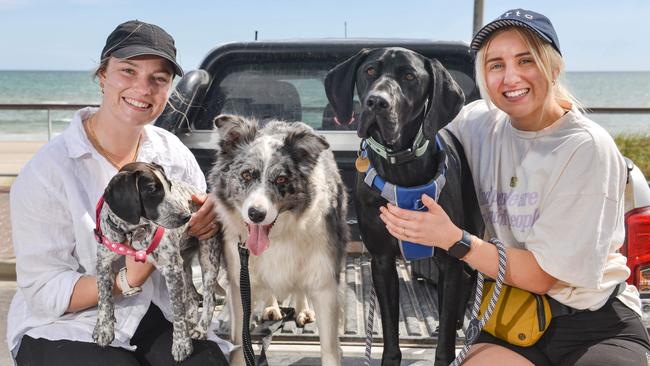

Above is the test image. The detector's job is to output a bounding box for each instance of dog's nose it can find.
[182,214,192,224]
[365,94,389,111]
[248,207,266,223]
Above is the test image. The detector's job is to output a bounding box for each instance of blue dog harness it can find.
[363,135,448,260]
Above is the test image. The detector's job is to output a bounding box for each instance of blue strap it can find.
[363,135,448,260]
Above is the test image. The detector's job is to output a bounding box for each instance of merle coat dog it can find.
[94,162,223,362]
[325,48,483,366]
[208,115,349,366]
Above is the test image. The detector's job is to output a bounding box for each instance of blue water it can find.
[0,70,649,140]
[0,71,101,140]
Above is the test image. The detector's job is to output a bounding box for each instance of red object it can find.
[624,206,650,288]
[94,196,164,263]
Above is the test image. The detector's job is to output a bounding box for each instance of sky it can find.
[0,0,648,72]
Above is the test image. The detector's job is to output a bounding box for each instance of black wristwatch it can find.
[448,230,472,259]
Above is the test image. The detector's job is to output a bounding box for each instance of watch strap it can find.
[448,230,472,259]
[118,266,142,297]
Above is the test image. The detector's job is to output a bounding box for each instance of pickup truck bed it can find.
[212,252,464,347]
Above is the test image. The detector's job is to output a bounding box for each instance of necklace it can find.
[84,114,142,170]
[508,122,540,188]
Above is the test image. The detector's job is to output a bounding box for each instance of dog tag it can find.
[355,156,369,173]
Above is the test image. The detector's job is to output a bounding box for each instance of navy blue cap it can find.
[471,9,561,56]
[101,20,183,76]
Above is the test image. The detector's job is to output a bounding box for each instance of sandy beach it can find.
[0,141,45,188]
[0,140,44,262]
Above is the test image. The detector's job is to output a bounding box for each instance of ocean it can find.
[0,70,649,141]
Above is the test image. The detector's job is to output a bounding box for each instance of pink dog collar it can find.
[94,196,164,263]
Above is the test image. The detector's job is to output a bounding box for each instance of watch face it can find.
[449,231,471,259]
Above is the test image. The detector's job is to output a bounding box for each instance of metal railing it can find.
[0,103,649,179]
[0,103,100,141]
[0,103,649,141]
[586,107,650,114]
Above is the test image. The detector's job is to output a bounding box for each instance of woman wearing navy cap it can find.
[7,20,230,365]
[380,8,650,365]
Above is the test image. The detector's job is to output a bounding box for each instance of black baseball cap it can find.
[471,8,562,56]
[101,20,183,76]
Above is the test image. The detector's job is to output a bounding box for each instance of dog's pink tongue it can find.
[247,224,270,256]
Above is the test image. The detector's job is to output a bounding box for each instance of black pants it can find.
[16,303,229,366]
[477,298,650,365]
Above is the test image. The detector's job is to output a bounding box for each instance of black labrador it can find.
[325,47,483,366]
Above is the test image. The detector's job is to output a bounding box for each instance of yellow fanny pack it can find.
[478,281,552,347]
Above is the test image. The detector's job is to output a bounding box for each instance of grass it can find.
[614,134,650,178]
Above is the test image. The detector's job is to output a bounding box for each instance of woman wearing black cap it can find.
[7,20,230,365]
[380,8,650,365]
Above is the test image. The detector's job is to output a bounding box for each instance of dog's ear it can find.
[146,162,165,174]
[213,114,257,153]
[324,48,371,125]
[104,170,142,225]
[145,162,172,188]
[283,123,330,166]
[422,58,465,139]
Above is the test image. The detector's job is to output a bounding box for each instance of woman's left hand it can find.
[188,194,219,240]
[379,193,462,250]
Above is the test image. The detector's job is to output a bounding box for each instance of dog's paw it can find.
[296,309,316,327]
[189,325,208,340]
[262,306,283,321]
[92,323,115,347]
[171,337,193,362]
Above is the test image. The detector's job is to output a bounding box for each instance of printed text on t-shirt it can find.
[479,189,540,229]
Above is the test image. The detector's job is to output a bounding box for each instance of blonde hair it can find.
[474,27,583,113]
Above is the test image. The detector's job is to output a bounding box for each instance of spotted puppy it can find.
[93,162,223,362]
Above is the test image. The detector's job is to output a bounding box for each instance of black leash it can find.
[238,242,257,366]
[238,241,295,366]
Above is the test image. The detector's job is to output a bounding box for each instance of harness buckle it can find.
[387,147,416,165]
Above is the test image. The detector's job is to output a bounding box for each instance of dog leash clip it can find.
[238,236,249,252]
[465,318,480,345]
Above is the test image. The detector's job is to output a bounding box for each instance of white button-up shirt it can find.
[7,108,232,361]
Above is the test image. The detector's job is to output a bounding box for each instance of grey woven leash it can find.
[364,274,377,366]
[362,239,506,366]
[449,238,507,366]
